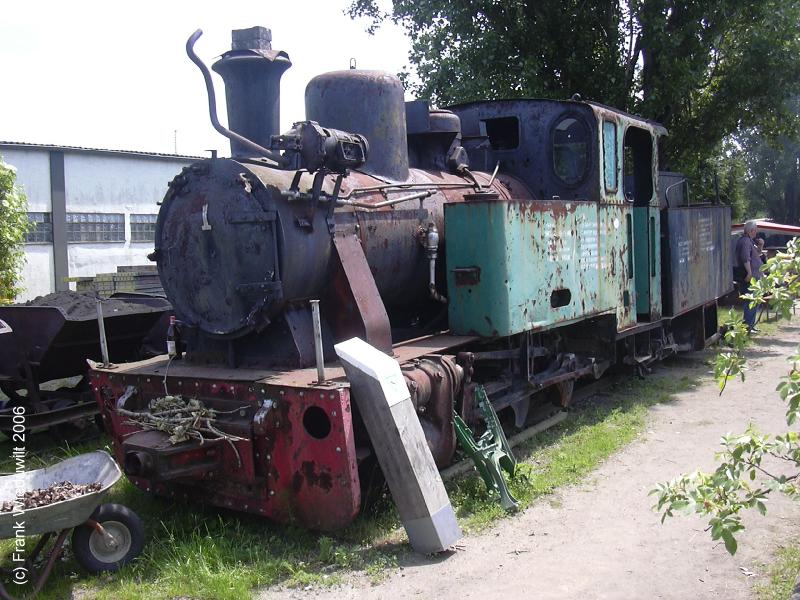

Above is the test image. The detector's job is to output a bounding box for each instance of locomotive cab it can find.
[447,99,666,335]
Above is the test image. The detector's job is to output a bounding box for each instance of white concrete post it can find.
[335,337,462,554]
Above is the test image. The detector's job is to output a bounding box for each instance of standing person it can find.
[734,221,763,332]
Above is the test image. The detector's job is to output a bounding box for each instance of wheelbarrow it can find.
[0,451,144,599]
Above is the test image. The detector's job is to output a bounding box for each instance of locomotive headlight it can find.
[271,120,369,174]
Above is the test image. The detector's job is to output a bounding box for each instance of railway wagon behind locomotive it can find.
[90,27,731,530]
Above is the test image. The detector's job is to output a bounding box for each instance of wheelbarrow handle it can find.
[0,529,69,600]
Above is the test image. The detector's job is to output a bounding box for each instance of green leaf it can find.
[721,529,738,555]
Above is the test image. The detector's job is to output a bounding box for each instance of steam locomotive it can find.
[90,26,732,530]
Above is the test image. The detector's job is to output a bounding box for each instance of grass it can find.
[756,541,800,600]
[0,360,703,599]
[447,370,696,531]
[0,449,398,599]
[727,302,783,339]
[754,310,782,337]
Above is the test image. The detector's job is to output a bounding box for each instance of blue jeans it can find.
[743,281,759,328]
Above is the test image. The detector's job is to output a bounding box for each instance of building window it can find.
[66,213,125,242]
[130,214,158,242]
[25,212,53,243]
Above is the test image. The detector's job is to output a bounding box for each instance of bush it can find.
[653,239,800,554]
[0,155,30,304]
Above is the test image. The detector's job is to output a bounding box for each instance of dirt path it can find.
[262,324,800,600]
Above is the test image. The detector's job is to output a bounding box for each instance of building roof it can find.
[731,219,800,236]
[0,141,205,162]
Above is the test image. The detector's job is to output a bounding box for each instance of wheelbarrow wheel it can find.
[72,503,144,574]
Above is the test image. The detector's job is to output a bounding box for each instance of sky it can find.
[0,0,411,157]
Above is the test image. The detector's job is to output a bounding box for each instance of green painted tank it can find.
[445,198,626,337]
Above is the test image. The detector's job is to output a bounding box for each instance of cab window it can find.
[603,120,618,191]
[553,116,590,185]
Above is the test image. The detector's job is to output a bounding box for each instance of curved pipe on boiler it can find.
[185,29,288,166]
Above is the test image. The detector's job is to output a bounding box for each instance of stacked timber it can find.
[70,266,163,297]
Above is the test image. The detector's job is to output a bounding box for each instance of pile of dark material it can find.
[20,291,159,318]
[0,481,102,512]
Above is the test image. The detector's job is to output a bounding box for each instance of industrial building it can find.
[1,142,197,302]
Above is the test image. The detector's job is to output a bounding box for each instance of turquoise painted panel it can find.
[630,207,663,318]
[633,207,650,314]
[648,207,662,318]
[597,205,636,330]
[445,200,614,337]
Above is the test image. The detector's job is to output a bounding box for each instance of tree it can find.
[714,145,747,223]
[0,156,30,304]
[683,137,747,221]
[350,0,628,107]
[348,0,800,185]
[741,129,800,223]
[652,241,800,554]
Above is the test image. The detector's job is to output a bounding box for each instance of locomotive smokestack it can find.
[212,26,291,157]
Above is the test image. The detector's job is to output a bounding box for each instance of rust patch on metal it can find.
[292,460,333,492]
[513,199,578,223]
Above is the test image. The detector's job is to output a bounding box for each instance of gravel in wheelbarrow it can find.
[0,451,119,538]
[1,481,102,513]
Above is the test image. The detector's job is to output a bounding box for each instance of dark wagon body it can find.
[0,294,171,430]
[661,205,733,317]
[0,302,169,386]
